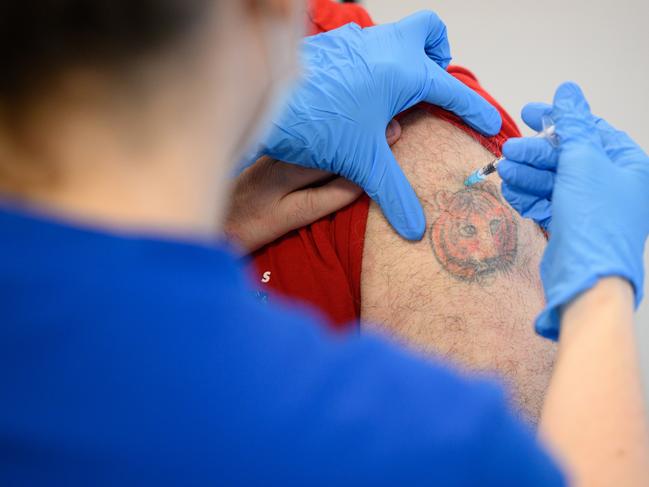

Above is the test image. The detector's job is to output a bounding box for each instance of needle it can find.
[464,117,559,187]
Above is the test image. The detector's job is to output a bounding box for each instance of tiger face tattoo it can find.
[429,183,518,285]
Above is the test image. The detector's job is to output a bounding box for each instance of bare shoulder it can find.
[361,107,555,421]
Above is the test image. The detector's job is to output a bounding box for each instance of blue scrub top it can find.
[0,205,566,486]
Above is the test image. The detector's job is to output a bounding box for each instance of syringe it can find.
[464,116,559,187]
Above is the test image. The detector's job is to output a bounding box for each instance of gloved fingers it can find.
[552,82,602,149]
[502,137,558,170]
[525,199,552,231]
[395,10,451,68]
[501,181,539,215]
[367,142,426,240]
[521,102,553,132]
[498,159,555,198]
[515,102,646,162]
[424,62,502,136]
[501,182,552,230]
[595,118,649,169]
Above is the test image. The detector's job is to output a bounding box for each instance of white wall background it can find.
[363,0,649,398]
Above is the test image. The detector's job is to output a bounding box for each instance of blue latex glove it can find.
[498,107,558,231]
[260,11,502,240]
[497,82,649,339]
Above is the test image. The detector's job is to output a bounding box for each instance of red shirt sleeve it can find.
[307,0,375,35]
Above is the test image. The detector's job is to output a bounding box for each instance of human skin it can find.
[361,107,556,421]
[224,120,401,252]
[540,277,649,486]
[0,0,304,238]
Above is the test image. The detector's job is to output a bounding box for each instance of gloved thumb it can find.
[366,141,426,241]
[553,82,601,149]
[395,10,451,68]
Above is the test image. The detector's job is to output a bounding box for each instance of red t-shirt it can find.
[247,0,521,330]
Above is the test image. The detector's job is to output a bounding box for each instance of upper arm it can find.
[361,108,556,421]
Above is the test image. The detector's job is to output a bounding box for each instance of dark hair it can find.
[0,1,212,99]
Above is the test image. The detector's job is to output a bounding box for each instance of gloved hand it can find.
[259,11,502,240]
[497,82,649,339]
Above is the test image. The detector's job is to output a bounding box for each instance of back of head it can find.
[0,0,300,227]
[0,0,218,197]
[0,0,211,103]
